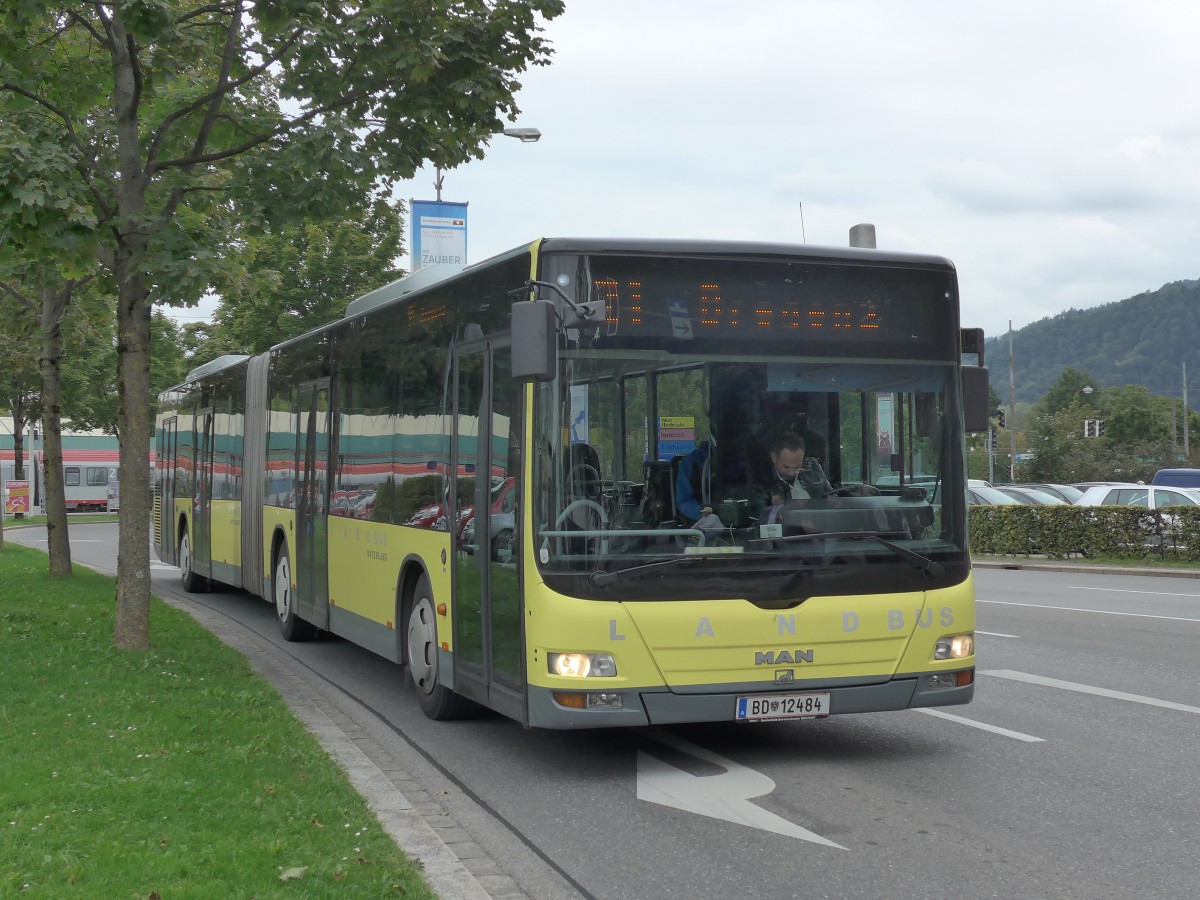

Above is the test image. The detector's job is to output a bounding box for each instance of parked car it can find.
[1075,484,1200,509]
[350,490,376,519]
[1020,483,1084,504]
[461,509,515,561]
[405,503,447,529]
[995,486,1068,505]
[1151,468,1200,488]
[460,477,517,558]
[968,485,1021,505]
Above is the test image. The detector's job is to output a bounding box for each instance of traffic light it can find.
[990,425,998,449]
[997,409,1006,428]
[1097,419,1105,437]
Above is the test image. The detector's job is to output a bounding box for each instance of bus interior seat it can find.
[566,442,602,500]
[639,459,675,526]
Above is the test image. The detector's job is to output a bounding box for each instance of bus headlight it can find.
[549,652,617,677]
[935,634,974,660]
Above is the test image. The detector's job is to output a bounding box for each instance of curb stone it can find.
[973,557,1200,578]
[163,593,504,900]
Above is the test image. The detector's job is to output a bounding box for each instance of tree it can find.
[0,270,92,574]
[1038,366,1099,417]
[1096,385,1171,449]
[203,198,404,358]
[1,0,563,649]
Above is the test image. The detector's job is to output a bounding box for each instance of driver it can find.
[762,431,832,501]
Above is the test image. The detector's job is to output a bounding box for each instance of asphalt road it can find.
[11,523,1200,900]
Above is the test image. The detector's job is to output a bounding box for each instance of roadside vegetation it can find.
[0,544,435,898]
[969,504,1200,562]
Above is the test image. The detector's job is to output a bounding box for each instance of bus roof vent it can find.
[849,224,877,249]
[186,354,250,383]
[345,264,465,318]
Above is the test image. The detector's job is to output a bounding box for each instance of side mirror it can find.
[511,300,556,382]
[961,366,990,433]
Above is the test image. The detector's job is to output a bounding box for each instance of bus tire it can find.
[405,574,473,720]
[179,528,208,593]
[273,539,315,642]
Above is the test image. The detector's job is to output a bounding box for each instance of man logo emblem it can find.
[775,669,795,684]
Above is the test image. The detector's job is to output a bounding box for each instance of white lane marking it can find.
[1072,586,1200,598]
[978,599,1200,625]
[637,731,845,849]
[15,538,108,543]
[982,670,1200,715]
[913,708,1044,742]
[977,630,1019,638]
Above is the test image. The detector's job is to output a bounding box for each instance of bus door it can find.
[193,409,214,578]
[451,340,524,721]
[157,417,178,560]
[295,379,332,629]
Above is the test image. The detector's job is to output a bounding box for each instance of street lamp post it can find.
[434,126,542,201]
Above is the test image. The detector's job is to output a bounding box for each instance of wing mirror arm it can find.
[523,279,606,327]
[509,281,607,383]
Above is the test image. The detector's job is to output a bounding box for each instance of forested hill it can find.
[983,278,1200,404]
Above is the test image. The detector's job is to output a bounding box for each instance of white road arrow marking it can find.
[637,731,845,849]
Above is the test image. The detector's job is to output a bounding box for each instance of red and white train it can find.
[1,420,121,512]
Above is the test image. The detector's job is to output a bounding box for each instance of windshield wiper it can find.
[591,532,944,586]
[589,556,712,586]
[776,531,944,577]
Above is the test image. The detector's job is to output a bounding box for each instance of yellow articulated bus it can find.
[154,238,989,728]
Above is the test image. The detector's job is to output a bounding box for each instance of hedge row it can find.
[968,504,1200,561]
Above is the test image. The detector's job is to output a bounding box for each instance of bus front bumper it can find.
[526,670,974,729]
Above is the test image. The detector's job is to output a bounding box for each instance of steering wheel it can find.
[555,497,608,529]
[554,498,609,555]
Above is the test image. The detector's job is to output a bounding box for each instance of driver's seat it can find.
[566,443,602,499]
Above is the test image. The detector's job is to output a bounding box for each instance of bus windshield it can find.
[531,252,967,601]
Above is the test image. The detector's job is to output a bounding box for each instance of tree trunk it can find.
[113,263,152,649]
[40,285,73,576]
[111,7,153,650]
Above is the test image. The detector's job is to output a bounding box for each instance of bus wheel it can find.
[179,529,207,593]
[273,540,315,642]
[406,575,473,720]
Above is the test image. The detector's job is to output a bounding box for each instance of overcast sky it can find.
[391,0,1200,341]
[176,1,1200,341]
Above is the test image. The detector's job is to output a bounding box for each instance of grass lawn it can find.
[0,543,436,898]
